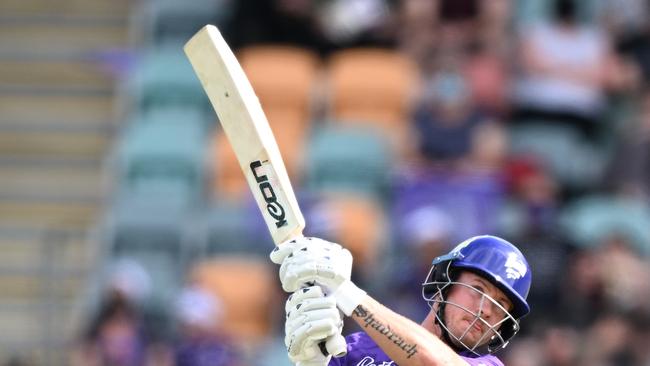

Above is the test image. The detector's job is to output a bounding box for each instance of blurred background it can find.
[1,0,650,365]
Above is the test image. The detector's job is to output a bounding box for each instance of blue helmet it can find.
[422,235,532,354]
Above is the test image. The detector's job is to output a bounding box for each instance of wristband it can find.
[333,280,367,316]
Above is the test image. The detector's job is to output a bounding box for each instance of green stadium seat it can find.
[141,0,233,45]
[560,195,650,255]
[304,125,392,201]
[127,41,211,115]
[115,108,208,208]
[198,200,269,257]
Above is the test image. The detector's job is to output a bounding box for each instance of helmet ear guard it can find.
[422,259,455,299]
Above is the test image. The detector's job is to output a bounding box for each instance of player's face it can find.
[443,271,513,348]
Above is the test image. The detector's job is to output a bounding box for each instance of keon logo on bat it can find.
[250,160,288,228]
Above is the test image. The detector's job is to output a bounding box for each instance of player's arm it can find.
[271,238,469,366]
[349,295,467,366]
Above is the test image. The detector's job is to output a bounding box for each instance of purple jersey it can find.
[329,332,504,366]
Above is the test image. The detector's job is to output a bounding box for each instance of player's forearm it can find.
[350,295,467,366]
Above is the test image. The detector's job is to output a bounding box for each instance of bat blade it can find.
[184,25,304,245]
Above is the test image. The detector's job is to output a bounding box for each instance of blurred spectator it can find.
[477,0,515,53]
[224,0,332,54]
[73,292,153,366]
[617,19,650,85]
[581,312,636,365]
[461,119,509,172]
[435,0,480,49]
[555,248,607,329]
[513,0,619,138]
[174,286,244,366]
[596,235,650,314]
[224,0,396,56]
[498,157,574,325]
[606,87,650,199]
[630,313,650,365]
[72,259,168,366]
[414,50,487,163]
[541,325,581,366]
[463,42,512,117]
[316,0,395,48]
[397,0,437,67]
[502,336,544,366]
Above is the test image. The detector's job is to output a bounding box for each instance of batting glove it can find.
[271,237,367,316]
[285,286,345,365]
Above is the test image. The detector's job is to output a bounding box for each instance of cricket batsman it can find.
[271,235,532,366]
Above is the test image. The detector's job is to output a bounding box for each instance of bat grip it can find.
[320,334,347,358]
[304,281,347,358]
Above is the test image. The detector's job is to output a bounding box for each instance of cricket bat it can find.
[184,25,346,358]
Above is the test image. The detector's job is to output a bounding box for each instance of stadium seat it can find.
[197,199,270,257]
[559,195,650,256]
[115,108,208,208]
[139,0,233,45]
[508,121,608,190]
[210,131,247,200]
[304,125,392,201]
[325,48,419,154]
[189,256,278,347]
[238,45,320,116]
[127,41,211,115]
[304,192,388,288]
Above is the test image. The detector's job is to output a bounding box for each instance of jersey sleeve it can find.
[460,354,505,366]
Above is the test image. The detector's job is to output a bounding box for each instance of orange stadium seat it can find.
[325,48,420,156]
[238,45,320,118]
[211,131,247,200]
[188,256,279,347]
[309,193,387,285]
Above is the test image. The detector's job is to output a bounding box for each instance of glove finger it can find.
[289,319,341,358]
[282,261,319,292]
[285,286,324,313]
[286,307,342,336]
[279,253,317,290]
[270,241,298,264]
[288,264,337,289]
[287,296,338,325]
[289,342,323,364]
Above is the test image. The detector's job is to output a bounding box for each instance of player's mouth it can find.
[465,319,484,334]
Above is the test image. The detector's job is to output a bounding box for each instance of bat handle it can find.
[322,334,347,358]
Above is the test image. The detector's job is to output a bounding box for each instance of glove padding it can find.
[271,237,367,316]
[271,237,352,293]
[285,286,344,365]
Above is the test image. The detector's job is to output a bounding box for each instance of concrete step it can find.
[0,58,114,91]
[0,300,76,365]
[0,160,105,202]
[0,129,111,157]
[0,0,130,18]
[0,225,97,268]
[0,92,115,127]
[0,200,99,228]
[0,18,129,55]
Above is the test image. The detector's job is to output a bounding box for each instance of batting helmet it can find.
[422,235,532,353]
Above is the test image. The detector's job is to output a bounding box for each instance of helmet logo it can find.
[504,252,527,280]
